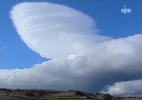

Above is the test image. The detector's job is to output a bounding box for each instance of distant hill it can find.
[0,88,142,100]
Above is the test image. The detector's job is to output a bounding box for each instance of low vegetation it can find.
[0,88,141,100]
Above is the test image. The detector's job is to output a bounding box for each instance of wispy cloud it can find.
[0,2,142,96]
[1,46,7,49]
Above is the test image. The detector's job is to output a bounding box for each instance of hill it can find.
[0,88,142,100]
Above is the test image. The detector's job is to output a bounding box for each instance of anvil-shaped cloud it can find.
[1,2,142,96]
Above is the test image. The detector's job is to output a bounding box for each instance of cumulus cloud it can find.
[1,34,142,93]
[104,80,142,97]
[0,2,142,96]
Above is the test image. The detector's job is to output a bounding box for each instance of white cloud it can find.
[1,34,142,92]
[10,2,111,59]
[104,80,142,97]
[0,2,142,96]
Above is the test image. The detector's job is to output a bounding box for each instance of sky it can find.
[1,0,142,69]
[0,0,142,96]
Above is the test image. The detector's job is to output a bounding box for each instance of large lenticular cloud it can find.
[1,2,142,96]
[10,2,110,59]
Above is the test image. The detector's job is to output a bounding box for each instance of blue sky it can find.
[1,0,142,69]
